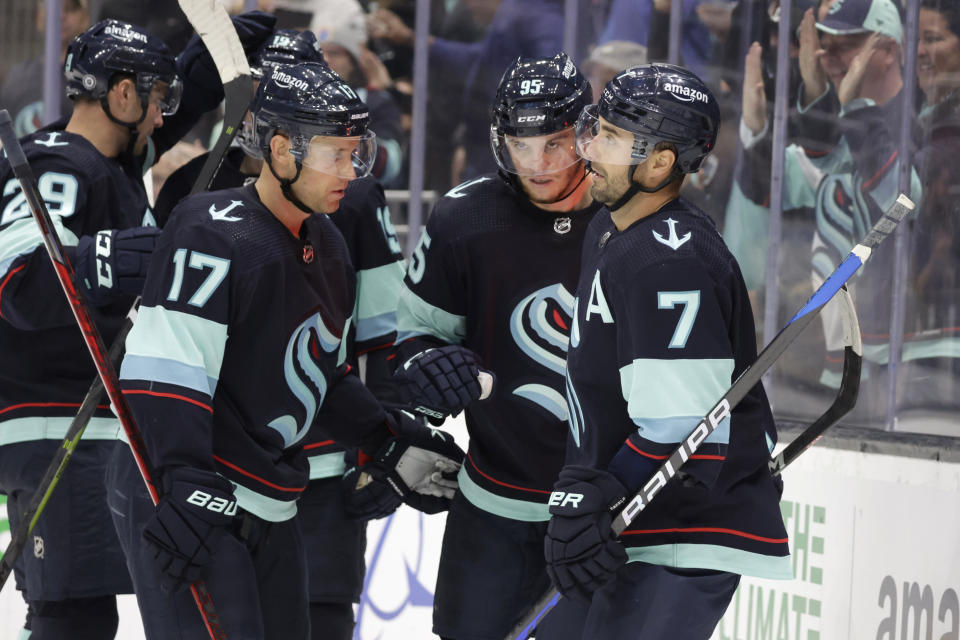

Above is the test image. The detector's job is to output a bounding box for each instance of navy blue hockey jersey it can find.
[565,198,792,579]
[152,150,406,482]
[119,184,375,521]
[395,174,602,521]
[0,125,155,448]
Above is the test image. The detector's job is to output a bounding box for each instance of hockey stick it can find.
[0,2,250,598]
[769,286,862,475]
[0,111,228,640]
[0,312,132,589]
[177,0,253,195]
[505,194,912,640]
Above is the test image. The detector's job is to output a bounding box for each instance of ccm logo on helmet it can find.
[104,25,148,43]
[272,69,309,91]
[548,491,584,508]
[663,83,709,104]
[517,115,547,124]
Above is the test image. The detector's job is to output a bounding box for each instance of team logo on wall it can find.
[509,283,575,420]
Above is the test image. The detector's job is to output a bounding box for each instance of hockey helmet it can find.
[575,63,719,174]
[64,20,181,116]
[490,52,592,177]
[251,62,376,179]
[250,29,326,78]
[241,30,328,159]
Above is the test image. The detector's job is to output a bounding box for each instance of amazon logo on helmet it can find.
[597,63,719,174]
[271,67,310,92]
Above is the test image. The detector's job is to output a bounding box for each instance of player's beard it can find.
[590,164,634,206]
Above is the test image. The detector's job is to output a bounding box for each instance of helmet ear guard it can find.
[65,20,181,120]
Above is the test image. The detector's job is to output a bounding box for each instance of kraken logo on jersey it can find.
[267,311,343,447]
[509,283,574,421]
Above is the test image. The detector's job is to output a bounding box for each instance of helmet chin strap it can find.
[606,164,681,212]
[100,92,149,157]
[264,153,314,214]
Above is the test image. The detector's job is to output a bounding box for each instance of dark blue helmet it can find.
[252,62,376,178]
[64,20,181,115]
[490,52,592,176]
[581,63,719,174]
[250,29,326,78]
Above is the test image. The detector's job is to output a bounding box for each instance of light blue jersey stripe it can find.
[458,466,550,522]
[355,311,398,343]
[0,416,119,446]
[356,260,405,319]
[631,415,730,445]
[124,305,227,389]
[619,358,733,443]
[0,218,79,275]
[308,452,347,479]
[626,543,793,580]
[120,354,217,396]
[396,287,466,345]
[230,483,297,522]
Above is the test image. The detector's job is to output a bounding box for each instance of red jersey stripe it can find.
[213,455,306,493]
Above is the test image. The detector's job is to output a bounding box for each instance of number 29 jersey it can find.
[0,124,153,446]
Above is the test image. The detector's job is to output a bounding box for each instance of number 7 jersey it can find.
[565,197,792,580]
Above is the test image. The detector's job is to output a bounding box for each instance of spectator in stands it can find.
[582,40,648,103]
[313,1,406,186]
[0,0,89,137]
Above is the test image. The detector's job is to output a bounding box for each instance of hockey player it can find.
[392,53,600,640]
[540,64,791,640]
[151,29,407,639]
[0,15,274,639]
[106,61,462,639]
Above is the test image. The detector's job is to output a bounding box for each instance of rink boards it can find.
[2,442,959,639]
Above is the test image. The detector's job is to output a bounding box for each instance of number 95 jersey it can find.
[120,184,356,522]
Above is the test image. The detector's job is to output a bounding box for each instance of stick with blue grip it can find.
[505,194,914,640]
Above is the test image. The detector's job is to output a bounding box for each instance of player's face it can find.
[132,82,167,155]
[295,135,361,213]
[507,129,582,203]
[581,117,638,205]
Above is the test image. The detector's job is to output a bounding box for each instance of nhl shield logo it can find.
[302,241,315,264]
[554,217,572,235]
[33,535,45,559]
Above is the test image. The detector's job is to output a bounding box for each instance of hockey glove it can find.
[544,465,628,604]
[394,345,491,418]
[142,467,237,594]
[74,226,162,306]
[366,409,464,514]
[341,449,403,521]
[176,11,276,112]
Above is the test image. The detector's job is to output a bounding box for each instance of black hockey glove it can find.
[394,345,490,419]
[142,467,237,594]
[176,11,276,112]
[341,449,403,521]
[544,466,628,604]
[365,409,464,514]
[74,226,162,306]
